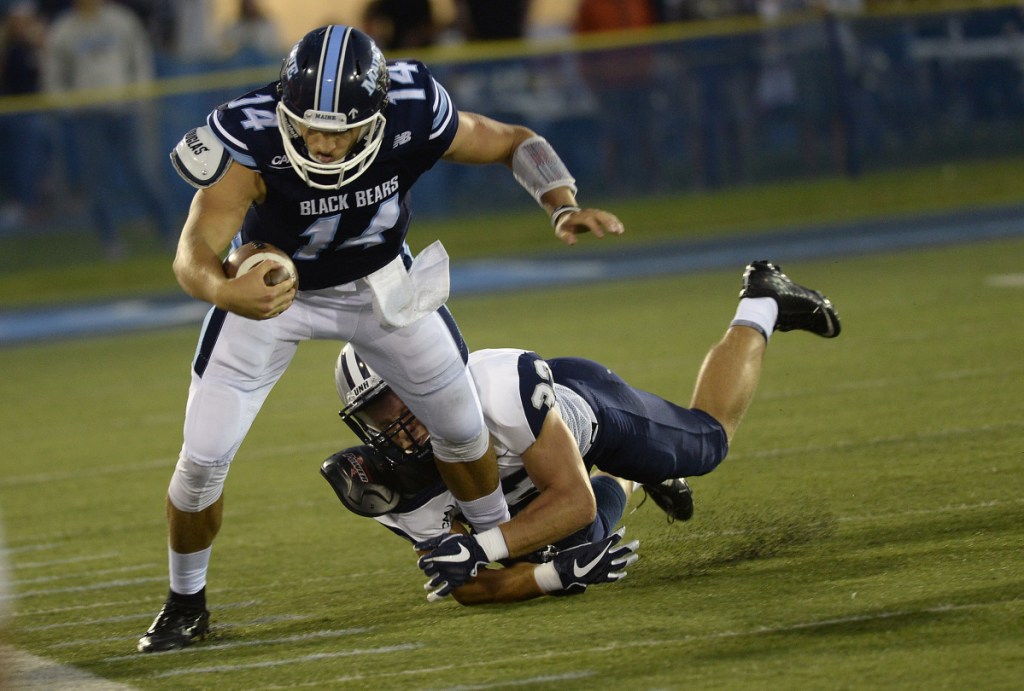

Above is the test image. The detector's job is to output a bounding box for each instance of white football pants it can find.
[176,280,484,491]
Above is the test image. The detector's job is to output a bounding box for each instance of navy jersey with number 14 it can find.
[178,59,458,290]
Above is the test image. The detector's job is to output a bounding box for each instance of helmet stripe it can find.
[340,348,358,390]
[340,345,373,392]
[354,351,372,382]
[317,26,349,113]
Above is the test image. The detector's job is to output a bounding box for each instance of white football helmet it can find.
[335,343,433,464]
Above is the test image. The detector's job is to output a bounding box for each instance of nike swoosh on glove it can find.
[545,527,639,596]
[415,533,491,602]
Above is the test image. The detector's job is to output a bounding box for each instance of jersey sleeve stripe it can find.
[429,79,453,140]
[208,111,257,168]
[389,88,426,101]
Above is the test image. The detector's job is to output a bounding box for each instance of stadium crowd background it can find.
[1,0,1023,260]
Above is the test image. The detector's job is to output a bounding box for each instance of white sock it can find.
[731,297,778,342]
[458,485,510,531]
[169,545,211,596]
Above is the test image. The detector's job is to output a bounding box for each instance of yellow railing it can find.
[0,0,1017,115]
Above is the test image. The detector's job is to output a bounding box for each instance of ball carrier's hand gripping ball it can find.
[223,241,298,286]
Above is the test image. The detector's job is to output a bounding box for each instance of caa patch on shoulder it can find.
[170,125,232,189]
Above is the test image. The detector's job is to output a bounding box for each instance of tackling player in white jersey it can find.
[139,25,623,652]
[324,261,841,603]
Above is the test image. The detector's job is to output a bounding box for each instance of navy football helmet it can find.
[320,445,401,517]
[335,343,434,465]
[277,25,390,189]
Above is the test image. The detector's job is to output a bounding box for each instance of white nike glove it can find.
[533,527,639,596]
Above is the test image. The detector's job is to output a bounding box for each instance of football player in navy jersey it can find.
[325,260,841,603]
[138,25,624,652]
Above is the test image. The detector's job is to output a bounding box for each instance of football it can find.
[223,241,298,286]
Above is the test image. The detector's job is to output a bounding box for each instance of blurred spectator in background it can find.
[157,0,215,60]
[576,0,657,33]
[42,0,176,260]
[454,0,531,41]
[815,0,863,14]
[574,0,659,191]
[755,0,810,22]
[0,1,52,232]
[219,0,280,63]
[361,0,436,52]
[655,0,757,21]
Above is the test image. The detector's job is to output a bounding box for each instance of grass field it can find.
[1,220,1022,688]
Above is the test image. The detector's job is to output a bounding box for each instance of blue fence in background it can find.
[3,5,1024,235]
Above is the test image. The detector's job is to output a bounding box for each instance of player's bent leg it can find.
[356,309,507,527]
[413,374,508,528]
[167,453,228,552]
[589,473,630,538]
[433,432,508,530]
[142,279,303,654]
[689,325,767,442]
[139,457,227,653]
[166,498,223,554]
[432,434,499,499]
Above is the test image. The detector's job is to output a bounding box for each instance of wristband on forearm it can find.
[474,526,509,562]
[550,204,581,229]
[512,136,578,204]
[533,561,563,593]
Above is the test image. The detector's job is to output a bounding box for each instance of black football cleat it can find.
[137,600,210,653]
[642,478,694,523]
[739,260,841,337]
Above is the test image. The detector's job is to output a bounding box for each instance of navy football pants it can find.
[549,357,729,485]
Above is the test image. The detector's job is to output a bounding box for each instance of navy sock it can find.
[168,586,206,610]
[590,475,628,539]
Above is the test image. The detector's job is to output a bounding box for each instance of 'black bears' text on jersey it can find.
[184,60,457,290]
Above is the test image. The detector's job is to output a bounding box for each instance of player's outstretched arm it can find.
[445,528,640,605]
[415,409,597,597]
[444,112,623,246]
[501,409,597,556]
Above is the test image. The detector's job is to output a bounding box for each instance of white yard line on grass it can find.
[6,576,166,600]
[8,592,1020,687]
[986,273,1024,287]
[13,565,153,587]
[13,553,119,570]
[3,647,137,690]
[280,599,1022,688]
[100,627,372,663]
[150,643,423,678]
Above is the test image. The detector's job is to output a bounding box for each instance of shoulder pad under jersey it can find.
[170,125,232,189]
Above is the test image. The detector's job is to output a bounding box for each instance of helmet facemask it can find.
[336,344,434,466]
[341,402,434,467]
[276,102,386,190]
